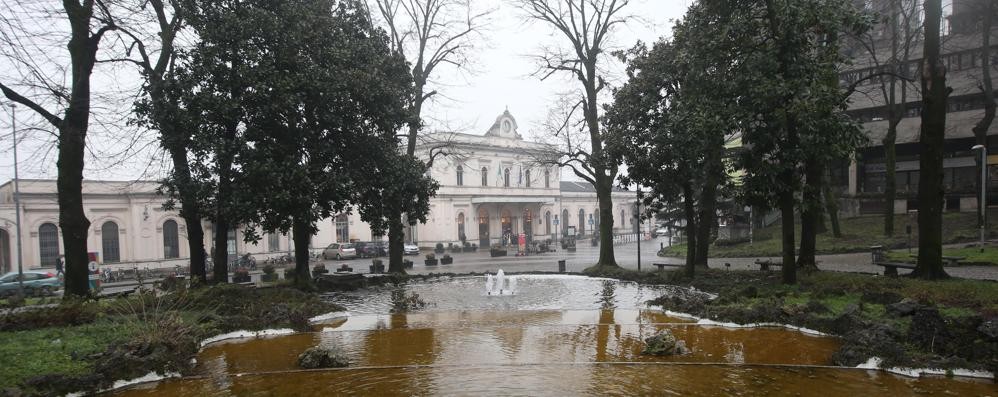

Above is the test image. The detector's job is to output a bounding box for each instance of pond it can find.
[113,275,995,396]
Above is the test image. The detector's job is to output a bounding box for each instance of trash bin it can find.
[557,260,566,273]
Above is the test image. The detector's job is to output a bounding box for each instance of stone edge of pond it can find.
[68,371,181,397]
[658,307,996,381]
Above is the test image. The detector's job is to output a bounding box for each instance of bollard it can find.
[558,260,566,273]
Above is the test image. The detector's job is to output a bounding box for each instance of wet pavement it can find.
[319,237,998,281]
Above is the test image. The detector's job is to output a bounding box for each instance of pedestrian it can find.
[55,255,64,277]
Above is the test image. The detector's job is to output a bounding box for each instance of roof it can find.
[559,181,629,193]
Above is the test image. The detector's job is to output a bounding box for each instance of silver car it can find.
[322,243,357,260]
[403,243,420,256]
[0,271,62,296]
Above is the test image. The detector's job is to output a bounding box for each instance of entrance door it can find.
[478,208,490,247]
[0,229,9,273]
[523,209,533,243]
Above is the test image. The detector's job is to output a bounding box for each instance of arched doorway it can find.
[578,209,586,237]
[0,229,10,273]
[38,223,59,267]
[478,208,490,247]
[501,209,513,246]
[523,209,533,243]
[544,211,551,235]
[163,220,180,259]
[562,209,570,237]
[457,213,466,242]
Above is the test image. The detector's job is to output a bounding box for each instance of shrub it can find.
[435,243,444,250]
[0,303,99,332]
[263,264,276,275]
[425,253,436,260]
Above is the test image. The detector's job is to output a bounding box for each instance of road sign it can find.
[88,261,98,272]
[553,219,559,225]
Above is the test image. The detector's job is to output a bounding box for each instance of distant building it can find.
[838,0,998,215]
[0,111,639,271]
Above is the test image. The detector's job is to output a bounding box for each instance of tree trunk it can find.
[884,119,899,236]
[682,183,698,278]
[595,176,618,267]
[824,171,843,238]
[779,190,797,284]
[972,0,995,230]
[292,217,312,288]
[387,210,406,274]
[58,124,91,297]
[797,159,823,272]
[914,0,949,280]
[694,173,718,267]
[184,211,206,284]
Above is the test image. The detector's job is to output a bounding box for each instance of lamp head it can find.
[972,144,986,151]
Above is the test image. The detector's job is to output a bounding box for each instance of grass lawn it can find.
[0,317,142,390]
[886,244,998,266]
[659,211,998,258]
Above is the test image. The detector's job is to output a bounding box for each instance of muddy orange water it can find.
[111,276,996,396]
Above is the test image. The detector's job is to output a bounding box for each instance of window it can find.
[504,168,511,187]
[621,210,626,229]
[595,209,600,228]
[482,167,488,186]
[544,169,550,188]
[525,170,531,187]
[335,214,350,243]
[545,211,551,235]
[578,209,586,235]
[268,233,281,252]
[163,220,180,259]
[457,165,464,186]
[39,223,59,267]
[561,209,570,235]
[101,221,120,263]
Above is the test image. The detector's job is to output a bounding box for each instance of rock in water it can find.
[298,345,350,369]
[642,330,687,356]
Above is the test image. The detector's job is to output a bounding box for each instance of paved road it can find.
[315,237,998,281]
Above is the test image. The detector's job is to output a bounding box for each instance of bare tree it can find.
[104,1,211,283]
[851,0,923,237]
[0,1,120,297]
[513,0,634,268]
[369,0,491,272]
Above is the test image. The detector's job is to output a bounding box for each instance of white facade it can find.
[0,111,634,271]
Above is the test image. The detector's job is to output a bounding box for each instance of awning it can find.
[471,197,556,205]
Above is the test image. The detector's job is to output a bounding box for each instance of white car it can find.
[654,228,669,237]
[403,243,420,256]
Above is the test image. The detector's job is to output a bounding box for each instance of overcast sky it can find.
[0,0,693,183]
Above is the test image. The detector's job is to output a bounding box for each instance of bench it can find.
[653,263,683,271]
[874,262,917,276]
[907,254,966,267]
[753,260,782,271]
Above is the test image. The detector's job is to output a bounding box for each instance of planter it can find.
[369,264,385,274]
[403,260,414,269]
[591,238,599,247]
[440,257,454,265]
[261,273,278,282]
[233,274,251,283]
[434,248,446,254]
[463,247,476,253]
[490,249,507,257]
[425,259,439,266]
[567,247,576,252]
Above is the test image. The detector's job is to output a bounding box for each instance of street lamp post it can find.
[744,205,753,245]
[973,144,987,253]
[9,103,24,294]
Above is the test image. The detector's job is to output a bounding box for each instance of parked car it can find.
[654,228,669,237]
[0,271,61,297]
[355,241,386,258]
[322,243,357,260]
[403,243,420,256]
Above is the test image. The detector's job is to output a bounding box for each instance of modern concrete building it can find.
[0,111,636,272]
[838,0,998,215]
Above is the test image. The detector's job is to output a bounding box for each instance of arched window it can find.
[102,221,120,263]
[621,210,626,229]
[578,209,586,235]
[456,165,464,186]
[545,211,551,235]
[268,233,280,252]
[335,214,350,243]
[504,168,511,187]
[481,167,488,186]
[163,220,180,259]
[544,169,550,188]
[525,169,531,187]
[457,213,466,241]
[39,223,59,267]
[595,209,600,228]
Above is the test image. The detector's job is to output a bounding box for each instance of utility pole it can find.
[9,103,24,294]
